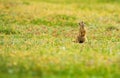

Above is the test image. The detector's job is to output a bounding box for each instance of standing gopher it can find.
[76,21,87,43]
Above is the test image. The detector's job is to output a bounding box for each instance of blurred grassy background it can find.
[0,0,120,78]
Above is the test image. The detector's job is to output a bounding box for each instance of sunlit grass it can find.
[0,0,120,78]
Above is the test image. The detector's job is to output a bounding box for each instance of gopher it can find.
[76,21,87,43]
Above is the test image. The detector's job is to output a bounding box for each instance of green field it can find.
[0,0,120,78]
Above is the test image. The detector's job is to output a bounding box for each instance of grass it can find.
[0,0,120,78]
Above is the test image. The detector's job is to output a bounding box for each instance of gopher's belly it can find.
[77,36,86,43]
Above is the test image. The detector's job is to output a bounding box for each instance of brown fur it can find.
[76,21,87,43]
